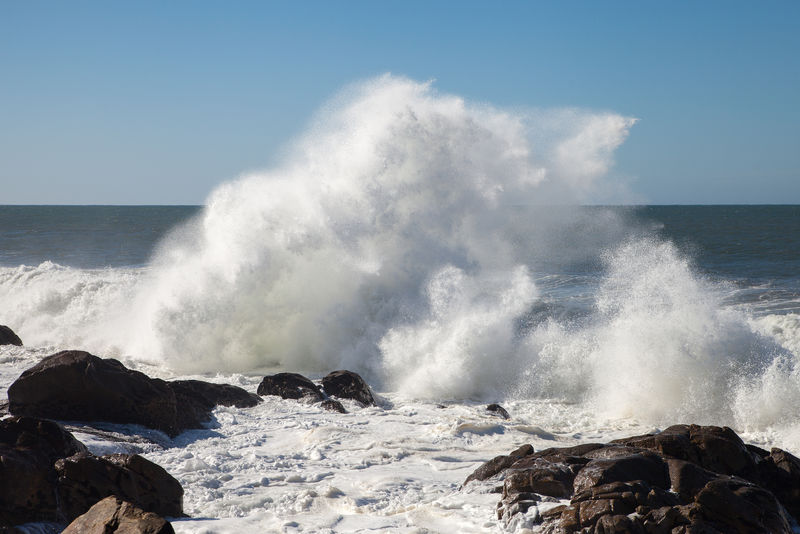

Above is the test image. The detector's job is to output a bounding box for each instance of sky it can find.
[1,0,798,205]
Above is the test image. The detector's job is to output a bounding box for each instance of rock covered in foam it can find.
[7,350,260,437]
[0,325,22,346]
[465,424,800,533]
[321,370,376,407]
[485,403,510,419]
[62,496,174,534]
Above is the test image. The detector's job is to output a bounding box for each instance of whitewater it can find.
[1,75,799,532]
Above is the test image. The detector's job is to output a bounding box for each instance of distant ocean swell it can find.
[1,75,798,444]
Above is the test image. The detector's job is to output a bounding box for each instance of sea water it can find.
[1,76,798,533]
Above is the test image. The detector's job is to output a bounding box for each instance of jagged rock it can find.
[486,403,510,419]
[0,325,22,346]
[321,370,376,407]
[257,372,323,401]
[613,424,759,479]
[464,444,534,485]
[467,425,800,533]
[572,452,670,493]
[754,447,800,520]
[503,456,579,498]
[55,452,183,521]
[168,379,261,429]
[691,477,792,533]
[62,496,174,534]
[0,417,87,526]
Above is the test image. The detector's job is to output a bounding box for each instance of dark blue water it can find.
[0,204,797,314]
[0,206,201,268]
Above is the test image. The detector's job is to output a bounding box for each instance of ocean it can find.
[1,78,799,532]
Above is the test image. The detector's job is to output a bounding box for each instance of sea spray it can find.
[517,238,794,429]
[123,75,636,384]
[1,76,798,449]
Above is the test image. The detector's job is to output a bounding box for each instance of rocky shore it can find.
[3,325,800,533]
[463,424,800,533]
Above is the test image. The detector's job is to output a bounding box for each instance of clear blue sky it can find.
[1,0,798,204]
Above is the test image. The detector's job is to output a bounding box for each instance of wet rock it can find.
[55,452,183,521]
[614,424,759,479]
[572,452,670,493]
[8,351,251,437]
[257,372,323,401]
[469,425,800,533]
[8,351,182,436]
[0,325,22,346]
[168,379,261,429]
[754,447,800,520]
[464,443,534,485]
[486,403,510,419]
[320,399,347,413]
[0,417,87,526]
[321,370,376,407]
[62,496,174,534]
[502,457,575,498]
[692,477,792,534]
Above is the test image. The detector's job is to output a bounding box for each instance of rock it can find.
[320,399,347,413]
[55,452,183,521]
[257,372,323,401]
[614,424,759,479]
[754,447,800,520]
[8,351,182,436]
[464,444,534,485]
[0,325,22,346]
[62,496,174,534]
[8,351,254,437]
[167,379,261,429]
[486,403,510,419]
[502,457,576,498]
[0,417,87,526]
[572,452,670,494]
[469,425,800,533]
[321,370,376,407]
[692,477,792,534]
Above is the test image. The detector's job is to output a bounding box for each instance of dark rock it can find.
[614,424,759,479]
[572,452,670,494]
[692,477,792,534]
[321,370,376,407]
[755,447,800,521]
[464,443,534,485]
[257,372,323,401]
[0,417,87,526]
[321,399,347,413]
[62,496,174,534]
[502,457,576,498]
[0,325,22,346]
[7,351,252,437]
[471,425,799,533]
[486,403,510,419]
[667,459,720,501]
[168,379,261,429]
[8,351,182,436]
[55,452,183,521]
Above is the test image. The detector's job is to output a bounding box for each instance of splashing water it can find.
[1,75,798,447]
[124,75,635,382]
